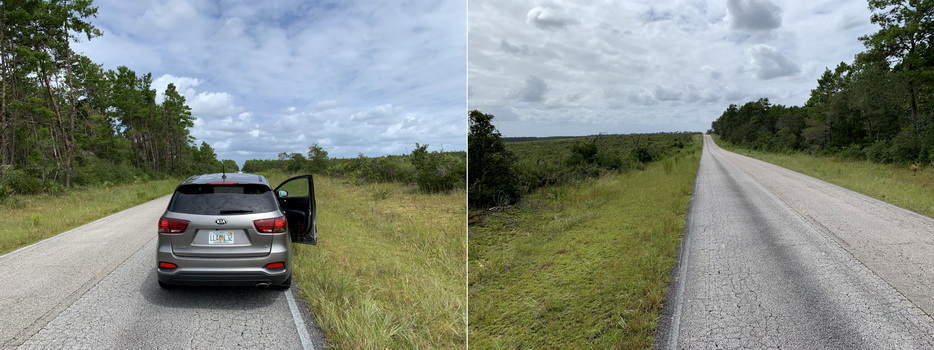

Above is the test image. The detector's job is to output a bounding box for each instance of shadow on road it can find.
[140,272,282,310]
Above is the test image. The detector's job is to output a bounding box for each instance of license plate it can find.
[208,231,234,244]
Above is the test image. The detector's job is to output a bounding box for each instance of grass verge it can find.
[715,137,934,218]
[468,144,700,348]
[266,173,465,349]
[0,179,179,255]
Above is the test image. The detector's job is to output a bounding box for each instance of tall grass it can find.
[0,179,179,255]
[263,174,466,349]
[716,137,934,218]
[468,142,701,348]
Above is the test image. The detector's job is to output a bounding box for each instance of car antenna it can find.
[222,164,227,180]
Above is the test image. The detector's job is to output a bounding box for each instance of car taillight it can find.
[254,216,287,234]
[159,262,177,269]
[265,262,285,269]
[158,217,189,234]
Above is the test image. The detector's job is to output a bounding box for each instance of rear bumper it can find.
[158,270,290,286]
[156,244,291,286]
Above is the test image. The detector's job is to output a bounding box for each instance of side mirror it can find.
[278,190,289,198]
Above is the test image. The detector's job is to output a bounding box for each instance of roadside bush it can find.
[74,154,140,186]
[2,169,44,194]
[866,140,894,163]
[513,158,568,192]
[371,156,417,183]
[410,144,465,193]
[327,155,417,185]
[890,130,921,163]
[595,151,624,170]
[0,183,11,200]
[630,146,654,163]
[566,141,598,167]
[839,144,865,160]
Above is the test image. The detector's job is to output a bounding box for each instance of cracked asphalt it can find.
[0,196,326,349]
[657,135,934,349]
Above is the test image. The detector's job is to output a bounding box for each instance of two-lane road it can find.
[0,196,326,349]
[658,135,934,348]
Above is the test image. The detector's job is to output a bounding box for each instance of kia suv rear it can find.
[156,173,317,288]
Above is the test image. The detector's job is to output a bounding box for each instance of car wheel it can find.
[272,276,292,290]
[158,280,174,289]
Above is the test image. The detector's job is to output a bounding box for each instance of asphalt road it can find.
[0,195,326,349]
[657,135,934,349]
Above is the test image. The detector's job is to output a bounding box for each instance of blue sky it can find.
[468,0,879,137]
[73,0,466,167]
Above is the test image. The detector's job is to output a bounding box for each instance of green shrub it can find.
[2,169,44,194]
[630,146,654,163]
[866,140,894,163]
[74,154,141,186]
[411,144,466,193]
[890,130,921,163]
[567,141,598,166]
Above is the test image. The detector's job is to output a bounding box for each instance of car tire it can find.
[272,276,292,290]
[158,280,174,289]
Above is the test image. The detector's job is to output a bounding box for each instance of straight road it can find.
[657,135,934,349]
[0,196,326,349]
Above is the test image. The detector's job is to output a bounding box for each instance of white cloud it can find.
[469,0,875,137]
[74,0,466,167]
[701,65,723,80]
[627,88,658,106]
[727,0,782,32]
[746,44,801,80]
[526,6,577,29]
[513,75,549,102]
[654,86,683,101]
[152,74,201,102]
[139,0,198,30]
[500,39,530,55]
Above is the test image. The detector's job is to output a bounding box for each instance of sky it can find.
[73,0,466,167]
[468,0,880,137]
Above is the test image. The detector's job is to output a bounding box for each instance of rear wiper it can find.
[219,209,254,214]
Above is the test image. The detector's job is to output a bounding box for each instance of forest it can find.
[0,0,228,196]
[712,1,934,164]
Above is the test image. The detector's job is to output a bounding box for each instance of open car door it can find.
[274,175,317,245]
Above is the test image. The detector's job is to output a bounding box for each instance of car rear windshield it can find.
[168,184,278,215]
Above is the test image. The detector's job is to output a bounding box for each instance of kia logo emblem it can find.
[216,219,227,225]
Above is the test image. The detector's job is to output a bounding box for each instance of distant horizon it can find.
[501,130,704,139]
[469,1,877,140]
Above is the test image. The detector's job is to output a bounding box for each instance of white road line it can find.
[286,287,315,350]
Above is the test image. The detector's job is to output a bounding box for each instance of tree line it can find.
[242,143,466,193]
[712,0,934,164]
[0,1,230,195]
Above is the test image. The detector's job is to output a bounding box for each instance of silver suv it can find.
[156,173,317,289]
